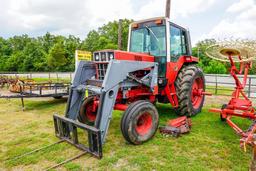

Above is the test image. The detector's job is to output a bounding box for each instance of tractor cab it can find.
[128,17,192,77]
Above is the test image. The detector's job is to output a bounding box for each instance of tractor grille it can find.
[97,63,108,80]
[93,51,114,80]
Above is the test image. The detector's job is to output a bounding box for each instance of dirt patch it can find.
[205,95,256,107]
[0,87,18,96]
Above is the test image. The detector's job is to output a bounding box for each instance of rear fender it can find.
[166,56,198,84]
[163,56,198,107]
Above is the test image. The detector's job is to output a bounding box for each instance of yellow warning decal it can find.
[85,89,89,98]
[76,50,92,61]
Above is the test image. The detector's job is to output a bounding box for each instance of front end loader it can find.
[53,17,207,158]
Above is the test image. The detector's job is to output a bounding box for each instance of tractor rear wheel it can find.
[120,101,159,145]
[78,96,98,125]
[174,65,205,116]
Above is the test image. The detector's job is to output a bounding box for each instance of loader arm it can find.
[65,62,96,120]
[95,60,158,142]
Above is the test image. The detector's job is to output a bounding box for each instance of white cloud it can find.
[134,0,216,20]
[203,0,256,40]
[172,0,216,18]
[226,0,254,13]
[0,0,216,39]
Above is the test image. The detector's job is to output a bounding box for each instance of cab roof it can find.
[131,16,187,31]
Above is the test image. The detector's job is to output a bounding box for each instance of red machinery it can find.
[209,47,256,148]
[159,116,192,137]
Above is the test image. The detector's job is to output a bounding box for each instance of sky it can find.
[0,0,256,45]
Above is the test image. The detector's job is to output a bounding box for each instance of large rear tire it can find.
[120,101,159,145]
[174,65,205,116]
[78,96,98,125]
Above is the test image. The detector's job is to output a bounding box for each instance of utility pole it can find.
[197,47,200,58]
[165,0,171,18]
[118,19,122,50]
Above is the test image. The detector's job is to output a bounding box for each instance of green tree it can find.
[5,51,26,71]
[22,40,47,71]
[204,60,227,74]
[9,35,32,52]
[0,37,12,71]
[38,32,55,53]
[47,42,67,71]
[64,35,81,71]
[0,19,134,72]
[81,19,133,52]
[192,39,228,74]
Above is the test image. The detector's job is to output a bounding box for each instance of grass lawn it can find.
[0,97,253,171]
[206,85,234,96]
[31,77,71,83]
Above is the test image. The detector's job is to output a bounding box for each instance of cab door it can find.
[169,23,191,62]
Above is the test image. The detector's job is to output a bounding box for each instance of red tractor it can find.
[54,17,206,158]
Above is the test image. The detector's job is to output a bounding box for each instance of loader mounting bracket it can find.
[53,114,103,158]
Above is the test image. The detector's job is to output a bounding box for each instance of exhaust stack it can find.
[165,0,171,18]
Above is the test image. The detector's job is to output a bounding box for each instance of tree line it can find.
[0,19,131,72]
[0,19,255,74]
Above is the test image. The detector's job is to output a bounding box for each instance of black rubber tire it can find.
[120,100,146,141]
[174,65,205,116]
[120,101,159,145]
[78,96,97,125]
[220,104,228,121]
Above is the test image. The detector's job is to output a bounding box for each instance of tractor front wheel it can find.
[120,100,159,145]
[175,65,205,116]
[78,96,98,125]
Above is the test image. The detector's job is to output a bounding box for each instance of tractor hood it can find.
[93,50,155,62]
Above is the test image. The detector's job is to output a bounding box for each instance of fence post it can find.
[70,73,72,82]
[49,73,51,80]
[215,75,218,95]
[56,73,59,82]
[248,77,252,98]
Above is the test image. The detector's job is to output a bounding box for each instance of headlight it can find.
[95,54,99,61]
[109,53,114,60]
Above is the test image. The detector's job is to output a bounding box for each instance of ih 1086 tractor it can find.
[53,17,206,158]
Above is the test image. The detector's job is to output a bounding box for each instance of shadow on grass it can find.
[156,103,182,123]
[23,98,68,111]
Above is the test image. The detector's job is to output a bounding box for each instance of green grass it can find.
[31,77,71,83]
[0,97,253,170]
[206,85,234,96]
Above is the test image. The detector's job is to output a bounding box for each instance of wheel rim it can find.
[135,112,153,136]
[85,102,97,122]
[191,77,204,109]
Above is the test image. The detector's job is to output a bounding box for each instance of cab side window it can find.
[170,25,188,62]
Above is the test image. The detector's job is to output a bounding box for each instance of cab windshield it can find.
[130,25,166,57]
